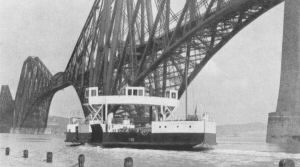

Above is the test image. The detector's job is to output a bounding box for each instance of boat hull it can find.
[65,131,216,150]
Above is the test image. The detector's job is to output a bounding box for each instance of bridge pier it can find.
[267,112,300,143]
[267,0,300,143]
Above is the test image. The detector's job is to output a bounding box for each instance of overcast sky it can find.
[0,0,284,125]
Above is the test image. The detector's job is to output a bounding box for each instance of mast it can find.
[185,68,188,120]
[185,43,190,120]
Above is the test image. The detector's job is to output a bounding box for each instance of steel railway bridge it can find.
[0,0,284,131]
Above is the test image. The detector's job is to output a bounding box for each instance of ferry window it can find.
[85,90,89,97]
[91,90,97,96]
[138,90,143,96]
[166,91,170,98]
[189,125,192,128]
[133,89,138,96]
[159,126,161,128]
[171,92,176,99]
[128,89,132,95]
[165,126,167,128]
[177,125,179,128]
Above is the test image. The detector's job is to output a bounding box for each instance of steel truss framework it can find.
[0,85,14,131]
[12,0,283,129]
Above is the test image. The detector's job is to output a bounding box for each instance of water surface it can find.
[0,133,299,167]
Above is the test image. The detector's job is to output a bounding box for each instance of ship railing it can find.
[109,125,151,134]
[161,118,215,122]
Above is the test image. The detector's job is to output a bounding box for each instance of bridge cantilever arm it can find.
[113,0,142,92]
[167,0,190,47]
[132,0,252,86]
[65,0,100,71]
[138,0,167,74]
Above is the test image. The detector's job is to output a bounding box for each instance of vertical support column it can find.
[160,105,163,121]
[140,0,145,44]
[105,103,108,123]
[162,0,170,97]
[267,0,300,143]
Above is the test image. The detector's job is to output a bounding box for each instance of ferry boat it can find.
[65,86,216,150]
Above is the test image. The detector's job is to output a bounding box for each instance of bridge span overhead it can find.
[9,0,283,132]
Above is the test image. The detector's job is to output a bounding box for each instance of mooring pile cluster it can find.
[4,147,296,167]
[4,147,135,167]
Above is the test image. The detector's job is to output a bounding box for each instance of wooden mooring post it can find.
[23,149,28,158]
[46,152,53,163]
[124,157,133,167]
[78,154,85,167]
[279,159,295,167]
[5,147,9,156]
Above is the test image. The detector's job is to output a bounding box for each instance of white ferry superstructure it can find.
[65,86,216,150]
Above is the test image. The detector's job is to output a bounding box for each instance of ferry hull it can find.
[65,131,216,150]
[65,132,91,143]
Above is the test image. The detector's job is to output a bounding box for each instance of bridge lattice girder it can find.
[13,0,283,128]
[14,57,53,129]
[0,85,14,132]
[62,0,283,116]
